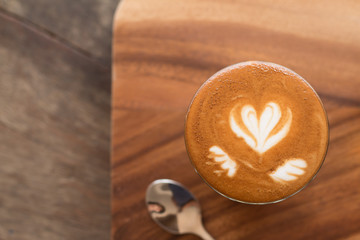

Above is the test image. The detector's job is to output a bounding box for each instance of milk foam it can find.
[208,102,305,180]
[185,61,329,202]
[269,159,307,182]
[230,102,292,154]
[208,146,237,177]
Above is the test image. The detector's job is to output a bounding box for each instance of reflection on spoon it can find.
[146,179,214,240]
[147,202,165,213]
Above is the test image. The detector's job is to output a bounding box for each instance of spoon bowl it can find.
[146,179,214,240]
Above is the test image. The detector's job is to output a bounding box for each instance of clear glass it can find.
[184,61,330,205]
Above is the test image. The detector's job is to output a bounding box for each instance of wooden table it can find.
[112,0,360,239]
[0,1,118,239]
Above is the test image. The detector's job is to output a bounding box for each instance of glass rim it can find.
[184,60,330,205]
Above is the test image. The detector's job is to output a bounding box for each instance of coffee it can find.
[185,61,329,203]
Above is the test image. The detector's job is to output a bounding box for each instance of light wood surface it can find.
[112,0,360,239]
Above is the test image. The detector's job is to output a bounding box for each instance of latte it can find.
[185,61,329,203]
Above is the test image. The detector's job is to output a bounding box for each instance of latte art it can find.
[209,102,305,181]
[208,146,237,177]
[185,61,329,203]
[269,159,307,182]
[230,102,292,154]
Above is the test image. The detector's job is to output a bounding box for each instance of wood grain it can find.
[112,0,360,239]
[0,0,119,64]
[0,6,111,240]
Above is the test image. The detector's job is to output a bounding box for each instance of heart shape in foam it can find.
[230,102,292,154]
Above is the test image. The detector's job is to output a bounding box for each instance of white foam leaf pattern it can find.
[208,146,237,177]
[269,159,307,182]
[230,102,292,154]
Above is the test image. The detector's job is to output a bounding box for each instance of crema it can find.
[185,61,329,203]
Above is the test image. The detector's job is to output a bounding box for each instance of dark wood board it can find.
[112,0,360,239]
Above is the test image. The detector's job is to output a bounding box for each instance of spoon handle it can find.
[194,225,215,240]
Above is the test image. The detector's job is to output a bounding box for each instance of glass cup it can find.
[184,61,330,204]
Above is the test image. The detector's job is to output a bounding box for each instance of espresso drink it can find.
[185,61,329,203]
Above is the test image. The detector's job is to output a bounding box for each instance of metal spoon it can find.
[146,179,215,240]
